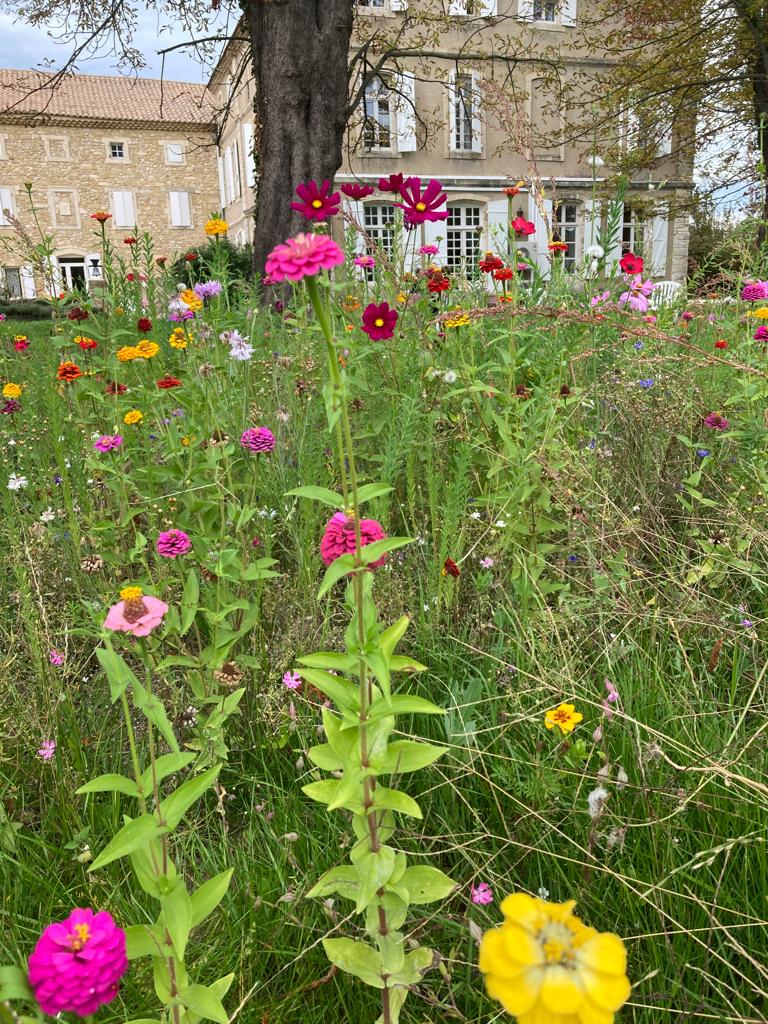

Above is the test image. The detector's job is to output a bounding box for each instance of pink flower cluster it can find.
[156,528,192,558]
[241,426,276,452]
[741,280,768,301]
[320,512,387,568]
[618,275,655,313]
[93,434,123,453]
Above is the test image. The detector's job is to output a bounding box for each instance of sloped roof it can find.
[0,68,215,127]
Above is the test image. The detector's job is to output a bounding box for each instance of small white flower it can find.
[537,886,550,899]
[7,439,16,447]
[587,786,610,820]
[40,507,56,523]
[469,510,482,520]
[585,244,604,259]
[443,370,457,384]
[588,154,605,168]
[7,474,27,490]
[494,519,507,528]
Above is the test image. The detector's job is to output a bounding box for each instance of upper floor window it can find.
[446,203,482,274]
[165,142,185,165]
[449,72,481,153]
[553,201,578,269]
[519,0,576,24]
[358,0,386,6]
[109,141,126,160]
[449,0,497,13]
[0,186,14,226]
[44,136,70,161]
[533,0,556,19]
[364,76,393,151]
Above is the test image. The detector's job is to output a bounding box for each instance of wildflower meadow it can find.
[1,178,768,1024]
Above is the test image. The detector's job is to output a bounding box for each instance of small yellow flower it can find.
[344,324,355,333]
[396,292,407,304]
[117,346,139,362]
[746,306,768,319]
[168,328,189,350]
[444,312,471,329]
[545,702,583,735]
[114,306,125,316]
[204,217,228,237]
[124,409,143,425]
[2,382,22,399]
[179,289,203,313]
[135,340,160,359]
[181,435,191,446]
[479,892,631,1024]
[119,585,143,601]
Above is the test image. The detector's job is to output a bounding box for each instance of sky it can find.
[0,7,233,82]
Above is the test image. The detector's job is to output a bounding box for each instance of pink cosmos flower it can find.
[395,177,448,228]
[93,434,123,453]
[37,739,56,761]
[590,290,611,307]
[341,182,375,200]
[354,255,376,269]
[49,649,64,666]
[419,244,439,256]
[265,233,345,282]
[618,274,655,313]
[320,512,387,568]
[28,908,128,1017]
[471,882,494,905]
[741,281,768,301]
[290,180,341,222]
[156,529,192,558]
[703,411,729,431]
[754,325,768,341]
[361,301,398,341]
[241,426,276,452]
[378,172,406,194]
[283,670,302,690]
[104,589,169,638]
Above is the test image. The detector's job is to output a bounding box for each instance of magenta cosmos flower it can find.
[320,512,387,568]
[104,586,169,637]
[341,182,375,200]
[28,908,128,1017]
[395,177,448,228]
[703,411,729,431]
[290,179,340,222]
[741,281,768,301]
[362,301,398,341]
[378,172,405,193]
[241,426,275,452]
[156,528,192,558]
[265,233,345,282]
[93,434,123,453]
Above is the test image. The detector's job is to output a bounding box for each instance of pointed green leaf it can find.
[162,881,192,960]
[180,569,200,636]
[158,765,220,830]
[322,938,385,988]
[76,773,139,797]
[297,652,358,672]
[190,868,233,927]
[125,925,163,960]
[139,752,197,795]
[358,537,412,566]
[367,694,445,722]
[286,485,344,508]
[372,740,446,774]
[95,647,139,702]
[355,483,393,505]
[0,965,33,1001]
[131,678,180,755]
[306,865,359,900]
[379,615,410,660]
[399,865,456,904]
[372,787,422,819]
[297,668,359,711]
[91,814,163,870]
[318,553,356,598]
[179,982,230,1024]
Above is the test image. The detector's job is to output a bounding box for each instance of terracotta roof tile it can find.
[0,68,215,126]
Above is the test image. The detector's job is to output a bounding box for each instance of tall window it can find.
[453,74,475,151]
[621,204,642,255]
[169,191,192,227]
[533,0,556,19]
[1,267,21,297]
[553,201,578,269]
[363,76,392,151]
[363,203,396,271]
[446,204,482,273]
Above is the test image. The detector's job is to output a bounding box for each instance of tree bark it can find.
[246,0,355,278]
[752,59,768,246]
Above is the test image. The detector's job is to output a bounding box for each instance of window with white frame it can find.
[1,266,21,298]
[533,0,556,19]
[621,203,643,255]
[165,142,185,164]
[446,204,482,273]
[553,201,578,269]
[0,187,14,226]
[111,190,136,228]
[363,203,396,270]
[108,141,126,160]
[169,190,192,227]
[358,0,386,6]
[452,74,476,151]
[363,76,393,151]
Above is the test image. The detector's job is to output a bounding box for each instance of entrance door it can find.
[58,257,87,291]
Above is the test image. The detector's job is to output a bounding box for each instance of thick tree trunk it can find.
[246,0,355,278]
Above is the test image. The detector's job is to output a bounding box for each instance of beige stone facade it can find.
[215,1,693,281]
[0,70,219,298]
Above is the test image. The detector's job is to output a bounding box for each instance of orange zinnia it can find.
[57,361,83,382]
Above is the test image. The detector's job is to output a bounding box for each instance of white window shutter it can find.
[561,0,577,25]
[123,192,135,226]
[242,123,256,186]
[390,0,408,8]
[169,190,181,226]
[649,207,669,277]
[486,198,509,264]
[225,147,235,204]
[421,215,446,254]
[658,125,673,156]
[20,265,36,297]
[181,191,191,227]
[0,186,13,225]
[531,197,552,274]
[394,72,417,152]
[582,198,598,252]
[471,72,483,153]
[517,0,534,18]
[217,155,226,208]
[447,71,457,152]
[448,1,465,12]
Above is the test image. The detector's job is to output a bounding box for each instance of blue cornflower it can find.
[633,341,644,350]
[696,449,710,458]
[567,554,579,563]
[638,379,655,389]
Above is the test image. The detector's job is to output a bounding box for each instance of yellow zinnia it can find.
[117,346,139,362]
[179,289,203,313]
[204,217,228,237]
[124,409,143,425]
[444,312,471,329]
[545,702,583,735]
[479,892,631,1024]
[2,382,22,399]
[168,328,189,349]
[135,339,160,359]
[746,306,768,319]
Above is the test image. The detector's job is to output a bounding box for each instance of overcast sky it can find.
[0,8,233,82]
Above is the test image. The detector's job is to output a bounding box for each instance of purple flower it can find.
[93,434,123,453]
[703,411,729,431]
[156,528,192,558]
[241,427,275,453]
[696,448,710,458]
[681,310,694,322]
[479,556,495,569]
[193,280,223,300]
[638,379,655,389]
[633,341,644,351]
[754,325,768,342]
[37,740,56,761]
[471,882,493,905]
[741,618,755,629]
[618,275,655,313]
[283,670,302,690]
[49,649,64,666]
[741,281,768,301]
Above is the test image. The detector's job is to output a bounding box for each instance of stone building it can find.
[212,1,692,280]
[0,69,219,297]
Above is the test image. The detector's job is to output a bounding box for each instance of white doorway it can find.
[57,256,87,291]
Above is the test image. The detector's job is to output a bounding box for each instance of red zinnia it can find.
[291,179,341,222]
[157,376,183,389]
[548,241,569,254]
[57,361,82,382]
[479,252,504,273]
[511,216,536,237]
[90,211,112,223]
[442,557,461,578]
[341,182,375,200]
[76,336,97,350]
[125,273,135,282]
[361,301,398,341]
[123,236,137,245]
[137,317,152,332]
[378,173,406,194]
[493,267,514,281]
[184,252,198,262]
[106,381,127,395]
[395,177,448,228]
[67,307,89,322]
[619,252,644,274]
[427,273,450,294]
[714,339,728,350]
[156,256,167,267]
[503,185,522,197]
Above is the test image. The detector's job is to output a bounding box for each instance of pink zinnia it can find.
[241,426,275,452]
[471,882,494,906]
[354,255,376,269]
[290,179,340,222]
[361,301,398,341]
[395,177,448,228]
[104,588,169,637]
[341,182,375,200]
[753,325,768,341]
[265,233,345,282]
[703,411,729,431]
[419,244,439,256]
[28,908,128,1017]
[156,528,192,558]
[93,434,123,453]
[741,281,768,301]
[320,512,387,568]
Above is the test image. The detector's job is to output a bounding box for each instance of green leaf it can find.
[379,615,410,660]
[0,965,33,1001]
[125,925,162,960]
[389,655,428,673]
[139,752,197,794]
[91,814,163,870]
[364,649,390,699]
[162,881,192,960]
[368,694,445,722]
[190,868,233,927]
[306,865,359,900]
[372,787,423,819]
[322,938,385,988]
[297,668,359,712]
[358,536,412,566]
[298,652,357,672]
[95,647,139,702]
[399,865,456,904]
[318,553,356,598]
[131,679,180,755]
[307,742,343,771]
[286,485,344,508]
[355,846,397,913]
[372,740,446,774]
[180,569,199,636]
[159,765,220,830]
[387,946,434,986]
[76,773,139,797]
[180,982,231,1024]
[355,483,393,505]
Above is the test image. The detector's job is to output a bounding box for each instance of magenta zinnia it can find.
[741,281,768,302]
[394,177,448,228]
[265,233,345,282]
[361,301,398,341]
[93,434,123,453]
[28,908,128,1017]
[156,528,192,558]
[703,411,729,431]
[320,512,387,568]
[290,179,341,222]
[241,426,276,452]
